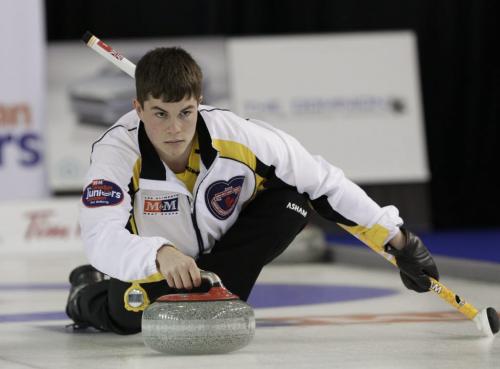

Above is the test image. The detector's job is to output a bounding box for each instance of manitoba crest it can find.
[205,176,245,220]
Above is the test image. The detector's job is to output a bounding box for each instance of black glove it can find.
[385,228,439,293]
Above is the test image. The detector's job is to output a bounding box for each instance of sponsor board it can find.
[0,197,82,253]
[0,0,47,200]
[228,32,429,183]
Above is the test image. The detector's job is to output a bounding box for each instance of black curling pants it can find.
[76,188,311,334]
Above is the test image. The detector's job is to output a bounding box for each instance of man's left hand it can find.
[385,228,439,292]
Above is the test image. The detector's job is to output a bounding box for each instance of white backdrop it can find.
[47,38,227,192]
[227,32,429,183]
[0,0,48,200]
[47,32,428,192]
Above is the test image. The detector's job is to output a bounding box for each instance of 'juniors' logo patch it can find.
[205,176,245,220]
[82,179,123,208]
[143,195,179,215]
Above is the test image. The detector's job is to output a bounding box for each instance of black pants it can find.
[77,188,310,334]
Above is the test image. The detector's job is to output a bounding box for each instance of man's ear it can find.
[133,99,143,117]
[199,95,203,105]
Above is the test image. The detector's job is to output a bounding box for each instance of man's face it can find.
[134,95,198,166]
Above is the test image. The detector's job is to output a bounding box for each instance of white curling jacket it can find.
[80,105,403,282]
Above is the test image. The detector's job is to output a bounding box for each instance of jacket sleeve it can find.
[79,131,170,281]
[242,116,404,249]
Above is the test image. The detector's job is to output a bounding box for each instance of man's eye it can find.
[155,112,166,118]
[181,111,192,118]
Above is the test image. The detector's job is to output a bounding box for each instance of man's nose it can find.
[165,118,182,133]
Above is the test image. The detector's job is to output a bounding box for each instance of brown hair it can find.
[135,47,203,106]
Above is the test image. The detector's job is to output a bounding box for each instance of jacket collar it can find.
[138,112,217,180]
[196,112,217,169]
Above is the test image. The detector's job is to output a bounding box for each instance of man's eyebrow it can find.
[151,106,168,112]
[151,105,196,112]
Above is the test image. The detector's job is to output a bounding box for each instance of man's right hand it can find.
[156,245,201,290]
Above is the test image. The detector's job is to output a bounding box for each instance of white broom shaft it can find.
[82,31,136,78]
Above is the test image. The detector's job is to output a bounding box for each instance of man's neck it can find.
[159,144,193,174]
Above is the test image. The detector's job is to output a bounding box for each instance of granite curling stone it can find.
[142,271,255,355]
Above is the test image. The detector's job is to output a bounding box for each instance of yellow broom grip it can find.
[365,242,479,320]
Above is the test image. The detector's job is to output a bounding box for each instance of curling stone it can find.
[142,271,255,355]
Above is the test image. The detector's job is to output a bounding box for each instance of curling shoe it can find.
[65,264,107,329]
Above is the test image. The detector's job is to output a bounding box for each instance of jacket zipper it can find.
[190,157,217,256]
[189,196,204,256]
